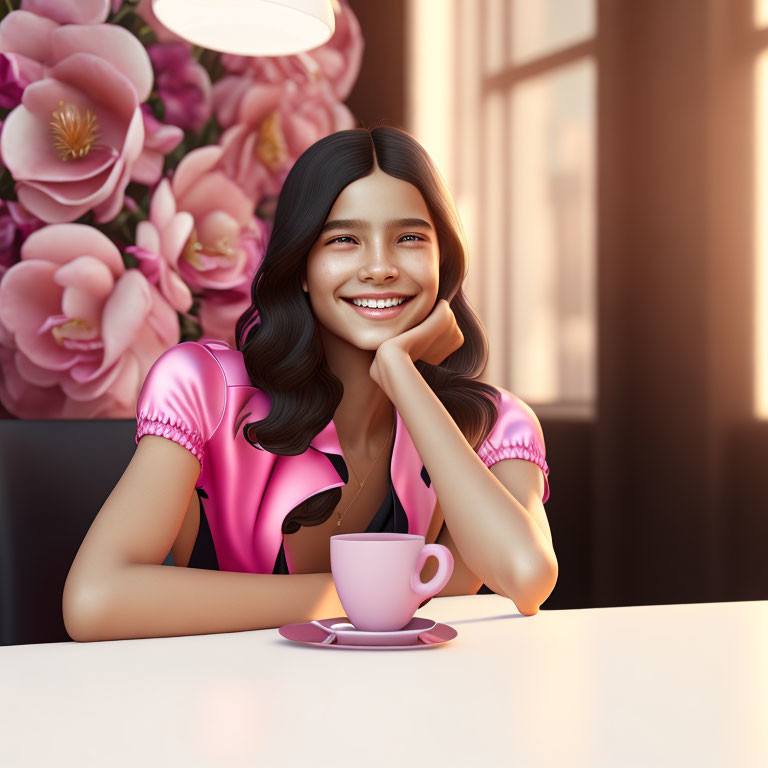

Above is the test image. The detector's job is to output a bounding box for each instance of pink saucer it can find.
[278,616,458,650]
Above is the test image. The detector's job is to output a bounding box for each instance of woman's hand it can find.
[370,299,464,387]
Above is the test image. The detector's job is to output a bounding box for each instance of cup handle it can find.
[410,544,454,597]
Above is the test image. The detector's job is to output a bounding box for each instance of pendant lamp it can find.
[151,0,336,56]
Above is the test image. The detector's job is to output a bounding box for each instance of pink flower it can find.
[148,43,212,133]
[0,223,179,418]
[159,145,270,345]
[124,176,194,313]
[196,221,270,346]
[171,145,268,294]
[0,200,46,278]
[21,0,111,26]
[220,0,363,101]
[131,103,184,187]
[214,77,355,205]
[0,21,154,223]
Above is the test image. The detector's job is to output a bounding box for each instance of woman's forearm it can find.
[374,346,556,604]
[63,564,345,641]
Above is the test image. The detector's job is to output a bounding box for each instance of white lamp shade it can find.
[151,0,336,57]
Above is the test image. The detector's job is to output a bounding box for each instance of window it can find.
[407,0,596,411]
[754,0,768,415]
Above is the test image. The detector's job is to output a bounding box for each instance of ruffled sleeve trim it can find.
[478,436,550,477]
[136,412,205,465]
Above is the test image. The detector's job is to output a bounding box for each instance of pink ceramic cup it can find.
[329,533,455,631]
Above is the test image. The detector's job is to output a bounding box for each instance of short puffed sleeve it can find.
[477,387,550,503]
[135,342,226,465]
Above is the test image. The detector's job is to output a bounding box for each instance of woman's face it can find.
[303,167,440,352]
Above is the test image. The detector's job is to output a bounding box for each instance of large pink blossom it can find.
[0,223,179,418]
[214,77,355,206]
[220,0,363,101]
[170,145,267,292]
[0,10,172,205]
[0,42,152,223]
[161,145,270,345]
[148,43,212,133]
[196,215,269,346]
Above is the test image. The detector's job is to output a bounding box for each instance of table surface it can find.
[1,594,766,768]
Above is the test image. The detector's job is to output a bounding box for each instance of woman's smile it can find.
[341,294,416,320]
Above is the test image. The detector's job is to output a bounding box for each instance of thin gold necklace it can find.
[335,416,395,528]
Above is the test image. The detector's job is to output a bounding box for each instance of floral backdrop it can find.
[0,0,363,419]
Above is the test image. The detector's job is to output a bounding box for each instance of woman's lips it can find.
[342,297,413,319]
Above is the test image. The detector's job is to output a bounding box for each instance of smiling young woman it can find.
[62,127,556,641]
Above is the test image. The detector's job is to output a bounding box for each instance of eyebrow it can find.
[320,217,434,235]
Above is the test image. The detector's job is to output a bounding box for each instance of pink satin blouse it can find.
[135,340,550,574]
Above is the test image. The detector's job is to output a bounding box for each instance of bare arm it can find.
[62,435,345,642]
[369,301,558,615]
[421,457,554,601]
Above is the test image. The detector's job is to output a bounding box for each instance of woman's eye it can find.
[327,234,424,245]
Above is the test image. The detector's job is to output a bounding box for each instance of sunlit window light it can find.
[755,0,768,29]
[755,52,768,416]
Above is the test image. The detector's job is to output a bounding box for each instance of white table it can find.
[1,595,766,767]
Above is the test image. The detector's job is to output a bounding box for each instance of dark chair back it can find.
[0,419,137,645]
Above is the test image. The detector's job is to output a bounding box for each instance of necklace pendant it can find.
[337,519,342,527]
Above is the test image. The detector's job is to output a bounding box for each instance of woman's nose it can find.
[357,244,399,282]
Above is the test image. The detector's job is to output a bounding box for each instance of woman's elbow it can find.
[506,555,559,616]
[62,571,110,642]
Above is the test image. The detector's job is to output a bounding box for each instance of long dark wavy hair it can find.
[235,126,500,534]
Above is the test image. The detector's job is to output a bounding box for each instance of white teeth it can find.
[351,296,409,308]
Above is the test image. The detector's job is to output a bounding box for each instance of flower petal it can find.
[171,145,222,201]
[134,219,161,254]
[98,269,152,373]
[0,10,58,63]
[14,349,64,386]
[161,211,194,266]
[149,177,177,229]
[22,223,124,276]
[0,258,59,334]
[50,24,153,103]
[22,0,111,26]
[15,183,94,224]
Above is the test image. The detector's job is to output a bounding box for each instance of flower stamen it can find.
[49,100,100,161]
[183,228,237,269]
[255,110,288,171]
